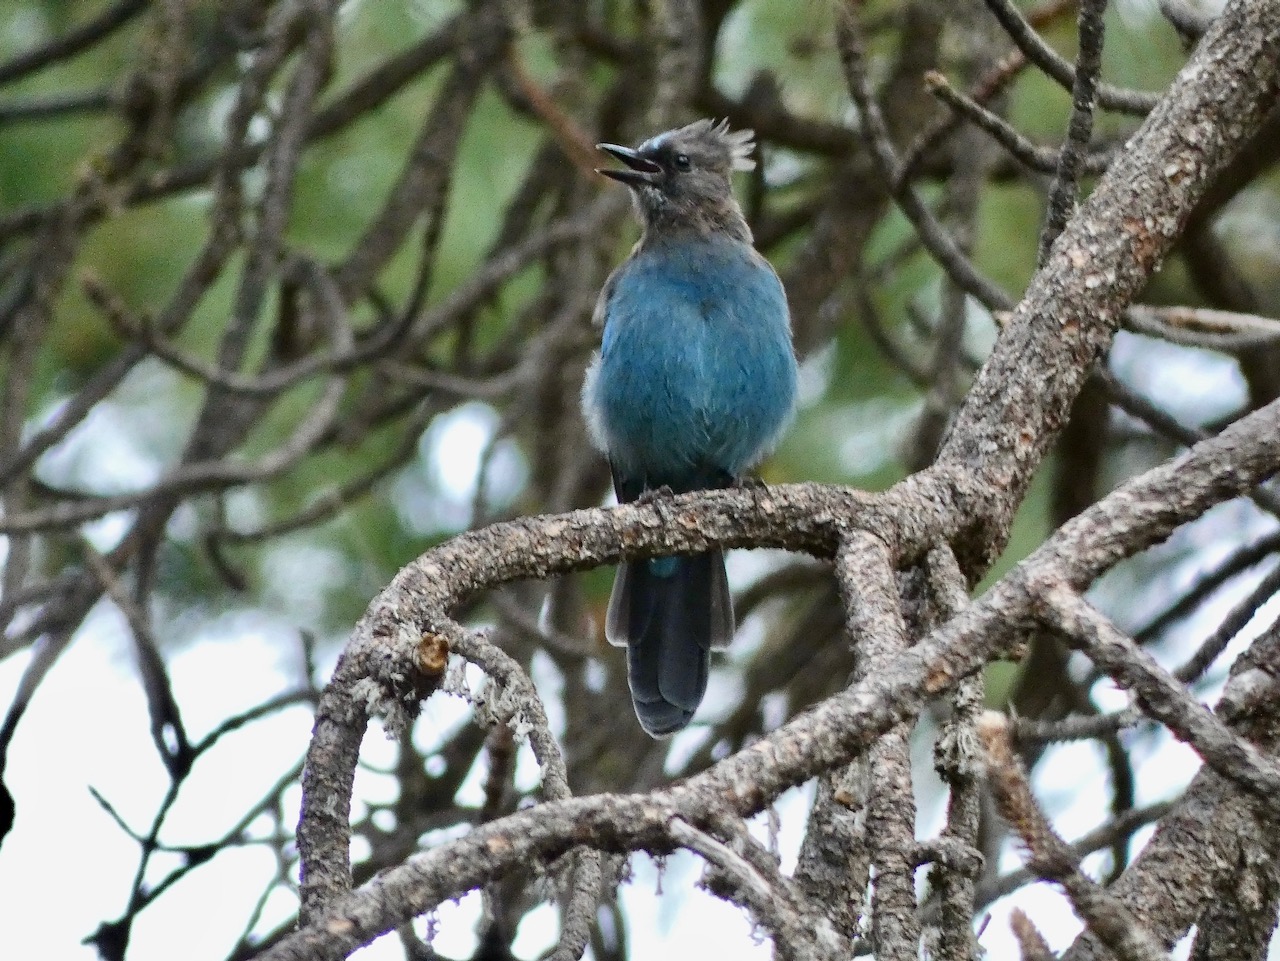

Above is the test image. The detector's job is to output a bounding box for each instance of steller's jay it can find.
[582,119,799,736]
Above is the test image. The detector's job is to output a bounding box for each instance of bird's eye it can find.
[673,153,692,171]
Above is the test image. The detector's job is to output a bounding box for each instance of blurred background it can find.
[0,0,1277,958]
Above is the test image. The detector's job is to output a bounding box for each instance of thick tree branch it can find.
[936,0,1280,569]
[285,381,1280,957]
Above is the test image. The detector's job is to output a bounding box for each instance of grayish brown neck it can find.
[635,192,754,246]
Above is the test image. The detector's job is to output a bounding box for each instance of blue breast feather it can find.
[587,237,798,489]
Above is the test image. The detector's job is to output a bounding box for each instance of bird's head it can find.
[596,119,756,239]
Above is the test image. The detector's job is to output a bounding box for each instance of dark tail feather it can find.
[606,551,734,736]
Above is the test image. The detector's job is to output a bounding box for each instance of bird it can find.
[581,118,799,737]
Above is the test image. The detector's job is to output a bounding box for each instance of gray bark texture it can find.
[281,0,1280,956]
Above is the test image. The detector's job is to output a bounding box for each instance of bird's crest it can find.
[655,118,757,172]
[715,119,758,172]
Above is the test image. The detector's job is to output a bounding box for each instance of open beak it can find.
[596,143,663,187]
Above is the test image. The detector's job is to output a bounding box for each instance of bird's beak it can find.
[595,143,663,187]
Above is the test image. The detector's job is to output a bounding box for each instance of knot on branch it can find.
[336,617,451,735]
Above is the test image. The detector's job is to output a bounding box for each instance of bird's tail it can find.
[605,551,734,736]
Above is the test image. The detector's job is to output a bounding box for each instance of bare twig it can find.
[1039,0,1108,262]
[980,0,1159,114]
[837,5,1014,313]
[0,0,147,86]
[979,712,1169,961]
[1038,586,1280,808]
[1124,305,1280,353]
[925,70,1117,177]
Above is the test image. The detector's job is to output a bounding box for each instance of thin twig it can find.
[669,818,842,961]
[1134,530,1280,644]
[837,4,1013,312]
[972,800,1176,911]
[81,539,192,776]
[0,0,147,86]
[980,0,1159,114]
[1173,561,1280,685]
[924,70,1117,177]
[1124,305,1280,354]
[1038,585,1280,809]
[978,712,1169,961]
[1039,0,1108,262]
